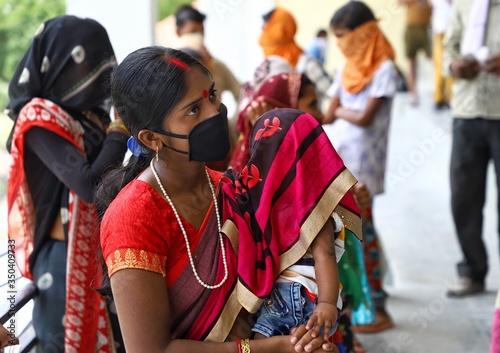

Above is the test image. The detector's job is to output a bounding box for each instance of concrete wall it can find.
[198,0,407,83]
[66,0,407,82]
[66,0,157,63]
[197,0,275,82]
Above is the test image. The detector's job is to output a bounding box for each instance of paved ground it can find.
[350,60,499,353]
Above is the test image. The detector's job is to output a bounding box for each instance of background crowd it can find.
[0,0,499,352]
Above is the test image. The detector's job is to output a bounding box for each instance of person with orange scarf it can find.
[259,8,331,102]
[323,1,398,338]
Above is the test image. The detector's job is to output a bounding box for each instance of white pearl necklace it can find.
[150,159,228,289]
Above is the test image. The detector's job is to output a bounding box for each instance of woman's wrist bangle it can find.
[236,338,242,353]
[241,338,251,353]
[236,338,250,353]
[106,120,130,136]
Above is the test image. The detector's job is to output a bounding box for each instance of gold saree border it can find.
[210,168,360,331]
[336,205,362,241]
[279,168,358,273]
[106,248,167,277]
[205,289,242,342]
[221,219,239,254]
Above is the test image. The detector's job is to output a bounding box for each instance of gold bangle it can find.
[241,338,250,353]
[106,120,130,136]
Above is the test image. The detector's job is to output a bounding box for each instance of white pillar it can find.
[66,0,158,63]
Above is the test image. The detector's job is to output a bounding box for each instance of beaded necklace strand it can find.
[150,159,228,289]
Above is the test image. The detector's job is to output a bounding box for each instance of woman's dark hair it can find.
[178,47,204,62]
[95,46,209,296]
[262,9,275,23]
[330,1,376,30]
[175,5,206,28]
[298,74,314,99]
[96,46,209,217]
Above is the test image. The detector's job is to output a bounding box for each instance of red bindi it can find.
[202,90,208,98]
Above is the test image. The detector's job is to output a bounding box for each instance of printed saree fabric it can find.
[8,98,114,352]
[230,72,302,172]
[102,108,361,342]
[221,108,361,316]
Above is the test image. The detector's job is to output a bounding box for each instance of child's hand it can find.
[306,302,338,341]
[0,325,19,348]
[245,96,273,126]
[351,182,371,210]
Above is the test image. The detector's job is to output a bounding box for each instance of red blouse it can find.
[100,169,222,287]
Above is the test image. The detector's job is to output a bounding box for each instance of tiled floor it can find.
[351,60,499,353]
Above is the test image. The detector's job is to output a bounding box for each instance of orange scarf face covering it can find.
[336,20,395,94]
[259,8,303,68]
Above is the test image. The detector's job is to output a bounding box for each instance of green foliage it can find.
[158,0,193,20]
[0,0,65,82]
[0,0,64,116]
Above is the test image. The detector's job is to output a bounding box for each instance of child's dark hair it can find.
[330,1,376,30]
[298,74,314,99]
[175,5,206,28]
[95,46,209,296]
[262,9,275,23]
[317,29,327,37]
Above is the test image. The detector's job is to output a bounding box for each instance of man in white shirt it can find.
[444,0,500,297]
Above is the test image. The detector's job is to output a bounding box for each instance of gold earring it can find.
[156,146,159,162]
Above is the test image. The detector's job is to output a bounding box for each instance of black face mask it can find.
[155,103,230,162]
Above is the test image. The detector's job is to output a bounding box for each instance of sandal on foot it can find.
[353,338,368,353]
[352,309,394,334]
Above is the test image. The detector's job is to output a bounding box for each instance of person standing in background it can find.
[175,5,241,106]
[175,5,241,171]
[306,29,329,68]
[259,8,332,103]
[431,0,453,110]
[444,0,500,298]
[6,16,128,352]
[324,0,399,335]
[398,0,432,106]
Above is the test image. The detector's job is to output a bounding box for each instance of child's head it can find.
[317,29,328,39]
[297,74,323,122]
[249,73,323,122]
[329,1,376,37]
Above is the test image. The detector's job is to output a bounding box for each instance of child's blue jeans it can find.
[252,281,338,338]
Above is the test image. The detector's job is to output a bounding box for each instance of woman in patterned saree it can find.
[97,46,362,353]
[230,72,323,172]
[227,71,374,353]
[6,16,128,352]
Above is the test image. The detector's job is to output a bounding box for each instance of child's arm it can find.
[306,219,339,341]
[333,97,384,127]
[323,96,340,124]
[397,0,418,4]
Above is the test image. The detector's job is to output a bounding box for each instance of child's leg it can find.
[253,333,267,340]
